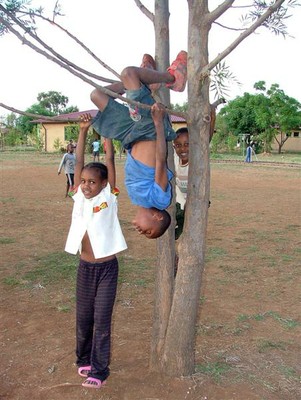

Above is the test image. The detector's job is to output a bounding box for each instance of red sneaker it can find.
[166,51,187,92]
[140,54,161,91]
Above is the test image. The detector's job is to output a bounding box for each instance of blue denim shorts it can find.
[92,84,176,149]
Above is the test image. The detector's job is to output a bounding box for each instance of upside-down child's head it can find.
[132,207,171,239]
[80,162,108,199]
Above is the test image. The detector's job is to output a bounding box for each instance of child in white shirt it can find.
[65,113,127,389]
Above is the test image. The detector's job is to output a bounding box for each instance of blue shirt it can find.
[125,149,173,210]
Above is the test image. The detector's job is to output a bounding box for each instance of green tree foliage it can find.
[37,91,78,115]
[264,83,301,153]
[1,112,23,146]
[16,91,79,141]
[65,125,79,142]
[17,103,53,139]
[218,82,301,153]
[172,102,188,113]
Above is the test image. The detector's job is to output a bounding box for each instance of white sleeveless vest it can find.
[65,184,127,258]
[174,153,189,210]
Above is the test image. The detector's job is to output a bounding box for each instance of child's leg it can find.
[90,82,125,112]
[120,66,173,91]
[89,258,118,381]
[121,51,187,92]
[65,183,69,198]
[65,174,71,197]
[76,260,98,368]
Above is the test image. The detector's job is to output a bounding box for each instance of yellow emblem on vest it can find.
[93,202,108,213]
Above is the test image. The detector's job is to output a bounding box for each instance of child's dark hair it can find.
[83,162,108,180]
[176,127,188,137]
[151,209,171,239]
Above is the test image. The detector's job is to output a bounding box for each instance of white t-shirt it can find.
[65,184,127,258]
[174,154,189,210]
[92,141,100,152]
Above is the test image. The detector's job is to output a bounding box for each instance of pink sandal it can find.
[78,365,91,377]
[82,377,106,389]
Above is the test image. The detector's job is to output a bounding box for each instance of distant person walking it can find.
[245,144,252,163]
[58,145,76,197]
[92,139,100,162]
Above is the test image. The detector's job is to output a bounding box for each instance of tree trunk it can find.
[162,0,211,376]
[148,0,290,378]
[149,0,176,371]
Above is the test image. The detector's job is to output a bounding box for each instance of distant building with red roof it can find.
[33,109,186,152]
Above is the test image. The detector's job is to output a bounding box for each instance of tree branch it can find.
[133,0,154,22]
[0,103,68,121]
[213,21,246,31]
[208,0,235,24]
[212,97,226,109]
[25,11,121,79]
[204,0,287,74]
[0,4,186,119]
[0,5,118,84]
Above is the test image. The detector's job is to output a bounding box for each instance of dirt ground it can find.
[0,153,300,400]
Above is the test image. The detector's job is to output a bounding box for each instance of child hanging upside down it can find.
[90,51,188,239]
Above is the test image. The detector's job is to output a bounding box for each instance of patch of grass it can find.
[216,277,230,285]
[3,276,20,286]
[132,279,148,287]
[281,254,293,262]
[236,311,300,330]
[206,247,227,261]
[231,323,251,336]
[232,237,245,243]
[57,304,72,313]
[197,323,225,336]
[118,257,155,286]
[195,361,232,382]
[286,224,301,231]
[257,339,288,353]
[22,252,77,287]
[237,314,249,322]
[266,258,277,268]
[247,245,258,252]
[0,237,15,244]
[0,197,16,204]
[253,313,266,321]
[277,364,298,379]
[266,311,300,329]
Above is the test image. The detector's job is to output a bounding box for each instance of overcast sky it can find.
[0,0,300,116]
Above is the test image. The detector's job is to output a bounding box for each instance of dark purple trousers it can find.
[76,257,118,381]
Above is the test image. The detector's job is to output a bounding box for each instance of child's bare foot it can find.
[140,54,161,91]
[166,51,187,92]
[140,54,156,70]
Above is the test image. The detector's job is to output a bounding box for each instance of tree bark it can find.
[149,0,176,371]
[162,0,211,376]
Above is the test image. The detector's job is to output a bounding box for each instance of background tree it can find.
[37,91,78,115]
[172,102,188,113]
[0,0,299,377]
[16,91,78,143]
[256,82,301,153]
[219,81,301,154]
[0,112,22,146]
[17,103,53,139]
